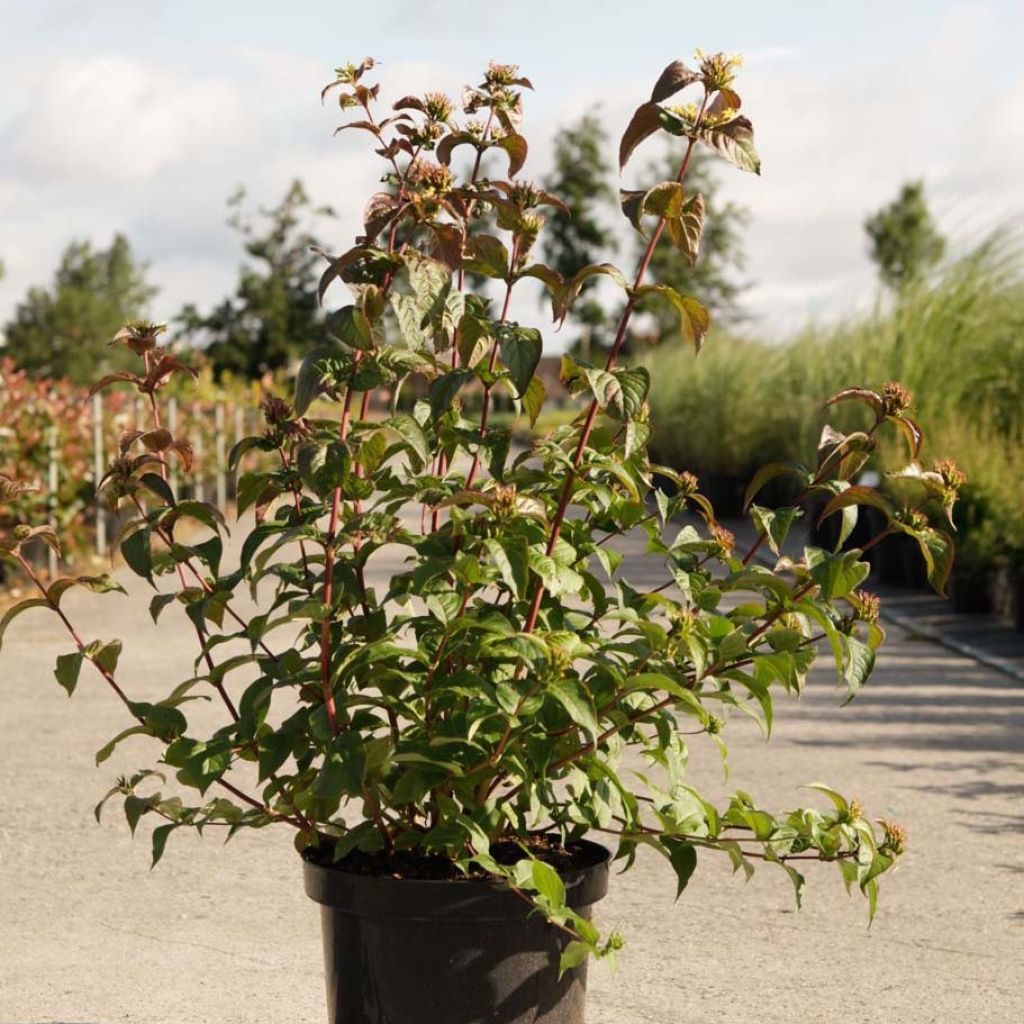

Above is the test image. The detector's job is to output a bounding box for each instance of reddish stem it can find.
[522,99,709,634]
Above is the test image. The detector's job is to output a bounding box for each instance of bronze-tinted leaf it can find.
[436,131,480,167]
[650,60,700,103]
[632,284,710,351]
[333,119,379,137]
[533,189,570,215]
[824,387,884,417]
[819,485,895,523]
[88,372,143,397]
[707,88,742,116]
[619,102,663,171]
[552,263,629,324]
[517,263,564,292]
[495,133,528,177]
[392,95,425,112]
[642,181,685,219]
[696,116,761,175]
[168,439,194,473]
[619,189,646,232]
[671,193,705,266]
[362,192,402,240]
[140,428,173,453]
[891,415,924,460]
[429,223,464,270]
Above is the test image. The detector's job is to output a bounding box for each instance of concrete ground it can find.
[1,524,1022,1023]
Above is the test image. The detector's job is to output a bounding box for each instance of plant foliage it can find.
[0,51,952,974]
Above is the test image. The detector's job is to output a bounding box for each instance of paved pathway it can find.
[1,522,1022,1023]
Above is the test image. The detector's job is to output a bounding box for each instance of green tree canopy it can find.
[865,180,946,290]
[540,110,618,356]
[178,181,334,380]
[632,147,748,346]
[3,234,156,384]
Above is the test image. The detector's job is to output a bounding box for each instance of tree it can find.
[632,147,748,345]
[3,235,156,384]
[178,181,334,379]
[865,180,946,290]
[540,111,618,356]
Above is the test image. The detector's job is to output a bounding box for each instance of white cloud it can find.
[0,13,1022,344]
[12,56,248,183]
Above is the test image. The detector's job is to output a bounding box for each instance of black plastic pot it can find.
[303,841,610,1024]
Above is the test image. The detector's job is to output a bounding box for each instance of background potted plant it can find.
[0,50,958,1024]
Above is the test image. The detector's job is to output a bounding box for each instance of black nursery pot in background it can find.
[304,841,611,1024]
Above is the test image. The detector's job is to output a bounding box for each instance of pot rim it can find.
[303,838,610,921]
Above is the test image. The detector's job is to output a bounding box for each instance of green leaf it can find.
[749,505,802,556]
[806,548,870,601]
[428,368,474,423]
[865,876,879,924]
[841,635,875,702]
[235,472,276,518]
[54,651,84,696]
[572,364,649,421]
[139,472,175,506]
[697,116,761,175]
[151,823,176,867]
[167,500,226,534]
[500,326,542,397]
[297,440,351,498]
[548,678,598,742]
[47,573,127,608]
[123,794,153,836]
[384,414,429,471]
[120,526,153,585]
[228,435,276,471]
[625,673,705,718]
[463,235,510,281]
[531,858,566,907]
[358,430,389,475]
[149,592,178,624]
[128,700,188,740]
[0,598,50,652]
[95,725,147,765]
[528,549,584,598]
[485,538,518,595]
[911,526,955,597]
[88,639,122,675]
[783,864,806,909]
[607,366,650,420]
[294,347,333,416]
[662,838,697,900]
[744,461,807,511]
[559,940,593,977]
[328,305,374,350]
[520,376,546,428]
[78,573,128,596]
[804,782,849,815]
[819,485,894,523]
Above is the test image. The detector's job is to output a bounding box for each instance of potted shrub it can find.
[0,51,960,1024]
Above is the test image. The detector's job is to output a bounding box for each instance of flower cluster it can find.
[695,49,743,92]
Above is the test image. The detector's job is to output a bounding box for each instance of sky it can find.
[1,0,1022,342]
